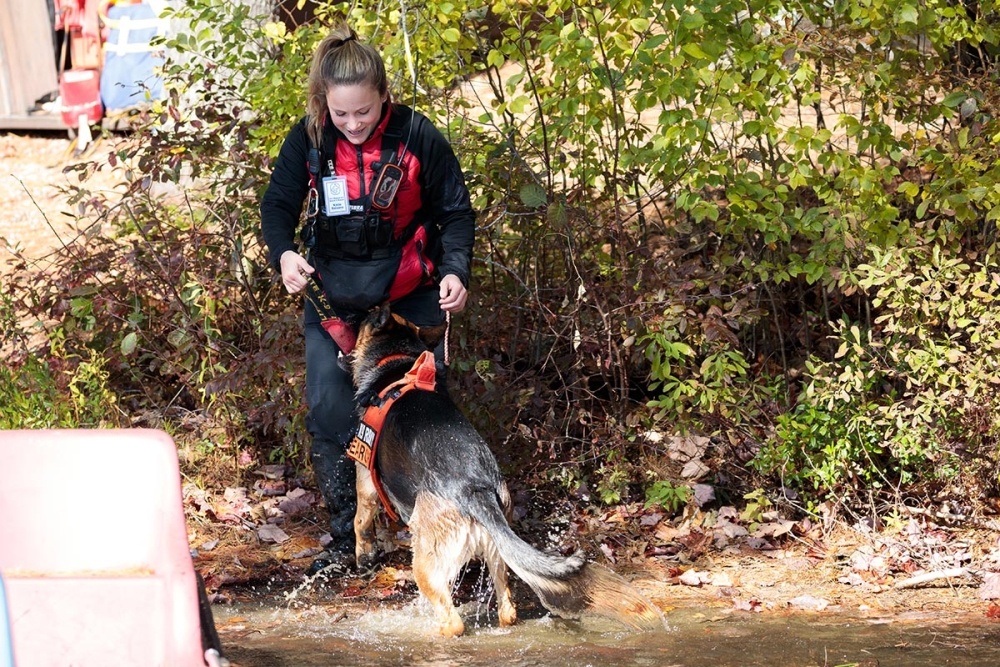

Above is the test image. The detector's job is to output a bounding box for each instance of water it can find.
[215,597,1000,666]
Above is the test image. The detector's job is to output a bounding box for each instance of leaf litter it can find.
[182,458,1000,621]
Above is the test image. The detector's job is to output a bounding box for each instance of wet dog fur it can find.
[345,305,665,637]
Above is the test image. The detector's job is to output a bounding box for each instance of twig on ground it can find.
[893,567,979,590]
[903,506,1000,531]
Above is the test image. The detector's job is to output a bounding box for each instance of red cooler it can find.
[60,68,104,127]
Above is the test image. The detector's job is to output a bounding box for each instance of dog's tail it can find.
[466,490,665,631]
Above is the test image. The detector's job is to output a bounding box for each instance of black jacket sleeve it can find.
[410,113,476,287]
[260,118,311,272]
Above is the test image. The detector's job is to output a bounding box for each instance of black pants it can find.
[304,284,446,550]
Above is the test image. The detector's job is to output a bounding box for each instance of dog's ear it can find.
[389,313,444,348]
[390,312,413,330]
[417,322,447,349]
[368,303,393,332]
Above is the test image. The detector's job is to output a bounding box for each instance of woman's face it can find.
[325,84,387,145]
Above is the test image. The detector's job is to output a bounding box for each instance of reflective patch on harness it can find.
[347,420,377,469]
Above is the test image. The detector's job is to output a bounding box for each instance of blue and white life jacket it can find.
[100,1,168,111]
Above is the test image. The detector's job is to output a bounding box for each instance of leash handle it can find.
[304,271,358,353]
[303,270,341,321]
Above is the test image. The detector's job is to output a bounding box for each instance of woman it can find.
[260,24,475,571]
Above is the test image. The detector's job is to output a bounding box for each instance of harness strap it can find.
[345,351,438,522]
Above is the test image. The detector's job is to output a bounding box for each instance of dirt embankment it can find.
[0,132,121,270]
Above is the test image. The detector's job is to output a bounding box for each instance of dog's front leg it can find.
[354,462,379,571]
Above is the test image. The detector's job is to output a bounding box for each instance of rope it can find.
[444,310,451,367]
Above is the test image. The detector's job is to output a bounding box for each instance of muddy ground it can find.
[3,131,1000,630]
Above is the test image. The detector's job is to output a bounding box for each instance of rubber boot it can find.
[307,439,357,576]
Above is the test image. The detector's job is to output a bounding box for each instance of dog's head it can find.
[347,304,446,389]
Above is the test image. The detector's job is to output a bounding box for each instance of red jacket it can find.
[261,103,475,309]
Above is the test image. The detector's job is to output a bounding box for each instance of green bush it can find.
[5,0,1000,513]
[0,345,120,430]
[757,245,1000,500]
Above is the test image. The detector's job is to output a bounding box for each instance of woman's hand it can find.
[280,250,314,294]
[438,274,468,313]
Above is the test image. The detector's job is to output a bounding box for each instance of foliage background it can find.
[4,0,1000,521]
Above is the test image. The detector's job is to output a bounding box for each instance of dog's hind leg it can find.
[410,493,467,637]
[488,483,517,626]
[354,463,380,571]
[483,539,517,627]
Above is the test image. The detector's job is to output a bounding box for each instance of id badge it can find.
[322,175,349,216]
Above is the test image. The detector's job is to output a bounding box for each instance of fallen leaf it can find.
[666,435,710,461]
[655,523,680,542]
[979,572,1000,600]
[709,572,734,587]
[717,519,749,539]
[278,494,316,515]
[753,520,796,538]
[257,524,290,544]
[717,506,739,521]
[640,512,664,527]
[787,595,830,611]
[732,598,763,612]
[693,484,715,507]
[678,569,710,587]
[681,459,710,479]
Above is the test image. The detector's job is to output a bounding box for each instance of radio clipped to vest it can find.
[370,162,404,212]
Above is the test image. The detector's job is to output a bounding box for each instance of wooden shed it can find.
[0,1,64,131]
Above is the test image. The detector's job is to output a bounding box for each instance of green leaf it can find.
[681,12,705,30]
[121,332,138,356]
[629,18,650,32]
[441,28,461,44]
[681,43,708,60]
[941,91,967,109]
[519,183,547,208]
[167,329,189,348]
[897,4,919,24]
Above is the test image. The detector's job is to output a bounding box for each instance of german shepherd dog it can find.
[345,305,665,637]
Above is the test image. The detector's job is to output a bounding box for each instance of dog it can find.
[344,304,665,637]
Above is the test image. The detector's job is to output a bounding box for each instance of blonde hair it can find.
[306,24,388,148]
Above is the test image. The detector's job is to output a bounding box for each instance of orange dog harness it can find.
[346,350,437,522]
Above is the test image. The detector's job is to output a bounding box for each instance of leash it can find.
[443,310,451,367]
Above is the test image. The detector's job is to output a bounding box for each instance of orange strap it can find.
[345,351,437,522]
